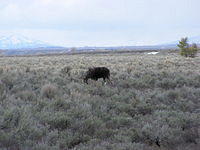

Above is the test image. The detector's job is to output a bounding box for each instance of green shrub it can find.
[16,90,36,102]
[1,74,15,90]
[39,111,71,130]
[178,37,198,58]
[41,84,58,99]
[60,66,72,76]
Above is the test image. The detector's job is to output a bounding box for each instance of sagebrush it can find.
[0,51,199,150]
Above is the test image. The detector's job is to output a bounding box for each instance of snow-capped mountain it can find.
[0,35,55,49]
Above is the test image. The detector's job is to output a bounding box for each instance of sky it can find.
[0,0,200,47]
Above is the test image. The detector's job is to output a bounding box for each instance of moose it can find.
[83,67,111,84]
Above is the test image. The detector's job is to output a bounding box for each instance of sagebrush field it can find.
[0,51,200,150]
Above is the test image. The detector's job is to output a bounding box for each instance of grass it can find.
[0,51,200,150]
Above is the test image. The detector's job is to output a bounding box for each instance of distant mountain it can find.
[0,35,59,50]
[162,36,200,46]
[148,36,200,50]
[1,35,199,56]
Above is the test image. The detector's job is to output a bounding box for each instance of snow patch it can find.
[147,52,159,55]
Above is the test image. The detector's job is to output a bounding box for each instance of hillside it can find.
[0,52,199,150]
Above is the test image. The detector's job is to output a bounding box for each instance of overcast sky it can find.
[0,0,199,47]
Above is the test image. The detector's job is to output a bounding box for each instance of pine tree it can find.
[177,37,189,57]
[177,37,198,58]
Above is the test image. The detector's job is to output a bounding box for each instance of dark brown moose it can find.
[84,67,111,84]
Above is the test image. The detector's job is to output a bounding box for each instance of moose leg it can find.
[101,77,105,85]
[106,77,112,85]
